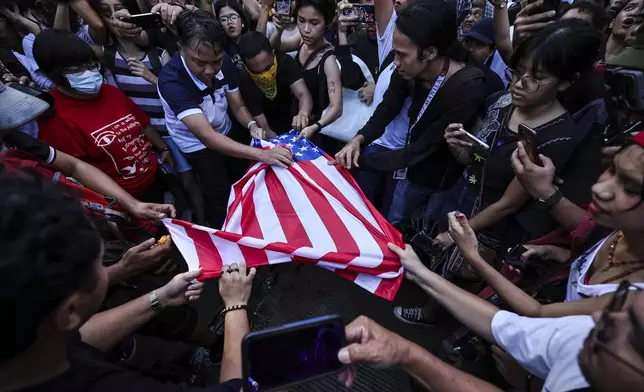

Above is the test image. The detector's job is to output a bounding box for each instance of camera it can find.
[602,66,644,146]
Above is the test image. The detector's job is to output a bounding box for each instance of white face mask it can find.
[64,69,103,95]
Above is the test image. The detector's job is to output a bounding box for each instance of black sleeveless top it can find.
[296,44,335,120]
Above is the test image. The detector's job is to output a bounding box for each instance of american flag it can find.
[163,131,405,300]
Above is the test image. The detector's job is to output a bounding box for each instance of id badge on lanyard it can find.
[394,58,450,180]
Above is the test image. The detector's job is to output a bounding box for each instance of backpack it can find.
[0,149,157,264]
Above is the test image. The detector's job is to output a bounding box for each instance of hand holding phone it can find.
[341,4,375,23]
[243,315,347,391]
[123,12,164,30]
[504,244,528,270]
[517,124,538,163]
[461,128,490,151]
[276,0,291,15]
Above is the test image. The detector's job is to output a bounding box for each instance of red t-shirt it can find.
[39,85,158,198]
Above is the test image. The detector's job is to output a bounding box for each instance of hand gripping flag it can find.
[163,131,405,300]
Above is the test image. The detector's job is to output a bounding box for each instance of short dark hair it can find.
[396,0,458,58]
[295,0,336,26]
[32,29,99,86]
[239,31,273,60]
[176,10,225,51]
[510,18,602,82]
[472,0,486,9]
[0,173,101,362]
[562,1,607,30]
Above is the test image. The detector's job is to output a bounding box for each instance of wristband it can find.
[315,121,323,131]
[221,304,249,316]
[247,120,258,130]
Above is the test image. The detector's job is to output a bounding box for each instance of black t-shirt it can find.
[470,94,578,203]
[226,41,244,72]
[15,335,243,392]
[238,53,301,133]
[0,130,56,170]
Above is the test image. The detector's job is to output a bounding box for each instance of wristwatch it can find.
[535,186,563,210]
[149,290,162,312]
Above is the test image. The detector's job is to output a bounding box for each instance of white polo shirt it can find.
[158,52,238,154]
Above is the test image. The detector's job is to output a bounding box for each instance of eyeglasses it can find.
[63,62,101,74]
[219,14,239,24]
[504,67,556,93]
[590,280,644,378]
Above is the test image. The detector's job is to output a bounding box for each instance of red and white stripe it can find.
[163,139,404,300]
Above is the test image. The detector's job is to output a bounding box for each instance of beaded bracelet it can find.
[220,304,249,316]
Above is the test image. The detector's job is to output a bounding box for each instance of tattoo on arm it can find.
[328,80,336,95]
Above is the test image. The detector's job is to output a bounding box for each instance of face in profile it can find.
[589,144,644,231]
[181,43,224,86]
[392,29,430,80]
[578,291,644,391]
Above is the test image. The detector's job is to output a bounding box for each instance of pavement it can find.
[189,262,461,391]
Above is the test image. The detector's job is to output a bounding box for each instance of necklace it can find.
[600,232,644,272]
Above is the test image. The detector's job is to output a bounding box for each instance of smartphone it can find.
[124,13,164,30]
[242,315,347,392]
[518,124,538,163]
[460,128,490,151]
[276,0,291,15]
[504,245,528,270]
[342,4,376,23]
[528,0,561,15]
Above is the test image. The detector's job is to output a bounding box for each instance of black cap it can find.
[462,17,494,45]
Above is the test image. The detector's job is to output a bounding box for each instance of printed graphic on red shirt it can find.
[90,114,155,180]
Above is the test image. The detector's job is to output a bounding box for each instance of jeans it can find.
[387,179,440,226]
[355,144,399,217]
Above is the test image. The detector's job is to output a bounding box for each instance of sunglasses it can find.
[590,280,644,378]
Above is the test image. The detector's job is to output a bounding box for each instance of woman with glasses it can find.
[32,29,168,203]
[432,20,602,266]
[214,0,250,71]
[442,132,644,319]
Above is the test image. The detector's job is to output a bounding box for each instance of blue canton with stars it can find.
[252,130,323,162]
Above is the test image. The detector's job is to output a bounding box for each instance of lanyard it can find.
[393,58,450,180]
[405,57,451,144]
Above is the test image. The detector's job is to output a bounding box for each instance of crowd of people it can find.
[1,0,644,389]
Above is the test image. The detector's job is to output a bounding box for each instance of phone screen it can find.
[342,4,375,23]
[504,245,528,269]
[244,316,346,391]
[518,124,538,163]
[276,0,291,15]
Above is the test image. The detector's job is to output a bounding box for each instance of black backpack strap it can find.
[147,46,163,76]
[103,43,118,74]
[380,50,395,73]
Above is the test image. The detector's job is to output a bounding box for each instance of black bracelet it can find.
[220,304,249,316]
[315,121,323,131]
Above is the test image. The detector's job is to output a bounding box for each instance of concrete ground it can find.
[187,262,463,392]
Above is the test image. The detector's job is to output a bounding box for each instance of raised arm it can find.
[70,0,107,44]
[255,0,273,35]
[374,0,394,38]
[492,3,513,65]
[269,15,301,52]
[1,4,41,36]
[242,0,262,22]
